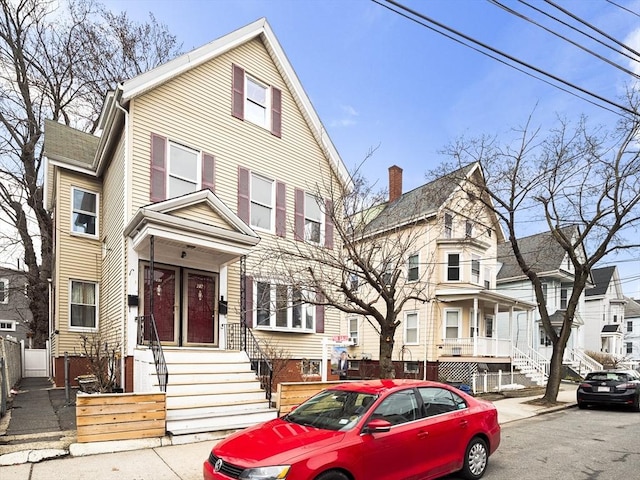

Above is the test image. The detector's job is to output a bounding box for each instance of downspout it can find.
[114,95,129,391]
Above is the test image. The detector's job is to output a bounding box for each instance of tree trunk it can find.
[542,336,567,403]
[379,324,397,379]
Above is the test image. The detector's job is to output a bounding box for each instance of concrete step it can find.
[166,408,278,435]
[165,380,263,396]
[166,389,268,410]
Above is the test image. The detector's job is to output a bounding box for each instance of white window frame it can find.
[304,192,324,244]
[626,342,633,354]
[167,141,201,198]
[485,315,494,338]
[245,74,271,129]
[444,212,453,239]
[250,173,275,232]
[445,252,461,282]
[483,267,492,289]
[0,278,7,304]
[71,187,99,238]
[348,317,359,344]
[627,321,633,333]
[465,220,473,238]
[254,280,315,332]
[404,311,419,345]
[69,280,98,331]
[444,308,461,339]
[0,320,16,331]
[407,253,419,282]
[471,255,480,284]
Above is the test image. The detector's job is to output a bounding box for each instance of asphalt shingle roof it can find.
[43,119,99,170]
[497,226,577,280]
[585,266,615,297]
[625,297,640,318]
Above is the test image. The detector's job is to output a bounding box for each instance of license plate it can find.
[597,386,610,392]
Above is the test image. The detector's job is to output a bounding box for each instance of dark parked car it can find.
[204,379,500,480]
[577,369,640,411]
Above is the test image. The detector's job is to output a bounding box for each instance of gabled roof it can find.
[585,266,616,297]
[362,162,478,236]
[625,297,640,318]
[43,119,99,173]
[497,226,577,281]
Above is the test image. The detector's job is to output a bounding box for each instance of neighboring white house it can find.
[583,266,627,357]
[624,297,640,364]
[495,227,589,364]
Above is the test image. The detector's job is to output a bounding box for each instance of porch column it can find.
[508,307,514,349]
[494,303,499,356]
[473,297,478,356]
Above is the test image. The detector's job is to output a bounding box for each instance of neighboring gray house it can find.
[583,266,627,357]
[624,297,640,364]
[495,227,589,365]
[0,267,33,345]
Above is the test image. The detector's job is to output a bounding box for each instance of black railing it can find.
[137,314,168,392]
[225,322,274,401]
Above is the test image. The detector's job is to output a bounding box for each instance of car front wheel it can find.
[314,470,349,480]
[460,437,488,480]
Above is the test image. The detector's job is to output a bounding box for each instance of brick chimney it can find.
[389,165,403,203]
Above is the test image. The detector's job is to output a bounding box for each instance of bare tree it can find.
[251,162,436,379]
[0,0,181,347]
[435,95,640,404]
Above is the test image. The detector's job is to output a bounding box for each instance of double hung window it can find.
[72,188,98,236]
[255,281,315,331]
[407,254,419,282]
[304,193,323,243]
[70,280,97,329]
[250,174,274,231]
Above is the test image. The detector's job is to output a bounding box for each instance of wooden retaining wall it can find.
[76,392,166,443]
[276,381,345,416]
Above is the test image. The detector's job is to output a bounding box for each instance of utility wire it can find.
[517,0,640,64]
[493,0,640,74]
[373,0,638,117]
[544,0,640,59]
[605,0,640,19]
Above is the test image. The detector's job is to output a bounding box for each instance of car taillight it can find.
[615,383,634,390]
[579,383,592,390]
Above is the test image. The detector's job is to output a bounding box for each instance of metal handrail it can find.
[226,322,273,401]
[136,314,168,392]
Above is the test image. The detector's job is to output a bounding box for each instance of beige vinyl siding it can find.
[54,171,103,355]
[100,135,127,349]
[170,203,231,229]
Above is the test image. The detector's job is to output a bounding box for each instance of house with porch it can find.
[583,266,627,358]
[43,18,349,435]
[495,227,598,378]
[341,163,536,384]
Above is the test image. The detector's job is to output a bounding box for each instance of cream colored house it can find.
[342,164,536,383]
[43,18,349,434]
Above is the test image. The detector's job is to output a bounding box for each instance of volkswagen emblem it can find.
[214,458,223,472]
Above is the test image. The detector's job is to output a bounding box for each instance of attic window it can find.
[232,64,282,137]
[245,76,270,128]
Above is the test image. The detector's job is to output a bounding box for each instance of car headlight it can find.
[239,465,290,479]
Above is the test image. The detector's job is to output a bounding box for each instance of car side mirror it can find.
[364,418,392,433]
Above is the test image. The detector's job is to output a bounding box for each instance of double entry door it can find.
[142,264,218,347]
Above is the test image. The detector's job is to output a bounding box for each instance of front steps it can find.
[149,349,278,435]
[511,356,547,387]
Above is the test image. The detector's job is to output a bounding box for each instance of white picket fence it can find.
[471,370,541,394]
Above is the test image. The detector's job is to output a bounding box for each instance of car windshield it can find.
[587,372,629,382]
[285,390,377,431]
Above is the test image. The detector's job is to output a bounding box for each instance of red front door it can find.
[184,271,217,346]
[143,265,178,344]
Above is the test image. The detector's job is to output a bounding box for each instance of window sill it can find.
[255,326,315,334]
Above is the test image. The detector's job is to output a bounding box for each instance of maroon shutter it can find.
[244,275,253,328]
[150,134,166,202]
[276,181,286,237]
[324,198,334,249]
[238,167,250,224]
[202,153,215,192]
[271,87,282,138]
[294,188,304,241]
[315,292,325,333]
[232,64,245,120]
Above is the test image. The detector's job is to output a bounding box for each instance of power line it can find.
[605,0,640,19]
[372,0,639,117]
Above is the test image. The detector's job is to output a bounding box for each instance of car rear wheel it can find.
[460,437,488,480]
[578,402,587,409]
[633,396,640,412]
[314,470,349,480]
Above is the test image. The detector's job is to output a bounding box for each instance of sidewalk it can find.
[0,380,578,479]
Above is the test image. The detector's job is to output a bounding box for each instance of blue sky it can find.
[102,0,640,295]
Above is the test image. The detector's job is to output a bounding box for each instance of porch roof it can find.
[434,287,536,311]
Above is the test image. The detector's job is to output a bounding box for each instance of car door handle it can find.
[417,430,429,439]
[459,420,468,428]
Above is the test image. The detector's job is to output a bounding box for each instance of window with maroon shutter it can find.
[294,188,304,241]
[315,292,325,333]
[232,64,245,120]
[202,153,215,192]
[276,181,286,237]
[150,134,167,202]
[243,275,253,328]
[324,198,334,249]
[271,87,282,137]
[238,167,250,224]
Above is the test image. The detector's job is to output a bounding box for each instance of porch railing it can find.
[136,314,168,392]
[439,337,511,357]
[512,346,550,378]
[225,322,274,401]
[567,348,602,377]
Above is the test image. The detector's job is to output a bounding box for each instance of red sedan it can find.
[204,379,500,480]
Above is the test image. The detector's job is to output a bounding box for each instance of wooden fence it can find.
[76,392,166,443]
[276,381,346,416]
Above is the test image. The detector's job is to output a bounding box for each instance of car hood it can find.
[214,417,346,465]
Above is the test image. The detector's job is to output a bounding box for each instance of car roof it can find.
[326,379,446,395]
